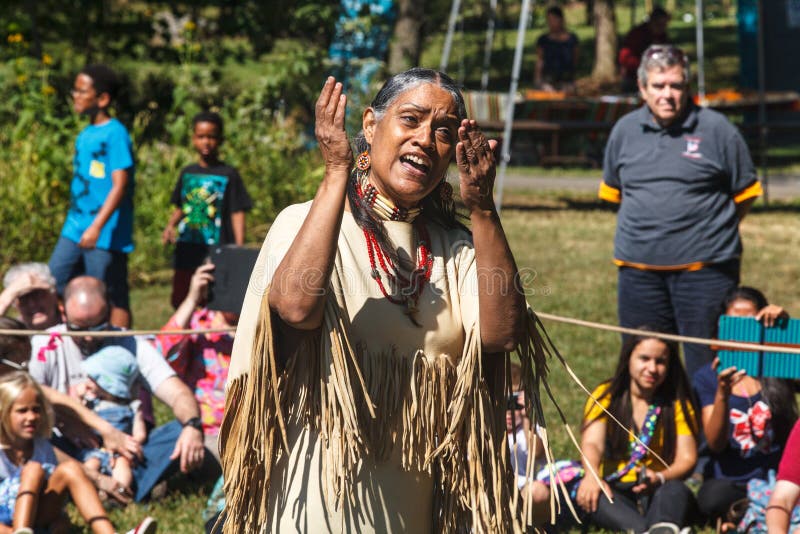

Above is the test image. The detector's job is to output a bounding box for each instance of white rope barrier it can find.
[535,311,800,355]
[0,327,236,337]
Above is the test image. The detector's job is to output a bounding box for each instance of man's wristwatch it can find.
[182,417,203,431]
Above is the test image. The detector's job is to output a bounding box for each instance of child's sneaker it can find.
[125,516,157,534]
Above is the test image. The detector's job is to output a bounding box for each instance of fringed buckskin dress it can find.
[220,201,556,533]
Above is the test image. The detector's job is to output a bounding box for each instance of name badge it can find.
[89,160,106,178]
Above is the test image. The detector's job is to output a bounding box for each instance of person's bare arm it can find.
[43,385,142,461]
[576,418,612,513]
[535,46,544,87]
[736,197,757,221]
[702,359,745,453]
[766,480,800,533]
[79,168,129,249]
[269,77,352,330]
[154,376,204,473]
[457,120,525,352]
[162,207,184,244]
[231,211,246,245]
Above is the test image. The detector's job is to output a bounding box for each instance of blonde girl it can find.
[0,371,156,534]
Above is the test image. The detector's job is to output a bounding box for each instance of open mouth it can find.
[400,154,430,175]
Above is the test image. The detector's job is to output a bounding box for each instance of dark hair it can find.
[546,6,564,19]
[348,68,468,264]
[650,6,670,21]
[0,318,30,367]
[587,329,699,465]
[79,64,120,101]
[192,111,224,138]
[722,286,798,442]
[724,286,769,312]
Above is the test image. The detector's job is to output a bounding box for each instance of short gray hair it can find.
[637,45,690,86]
[3,262,56,291]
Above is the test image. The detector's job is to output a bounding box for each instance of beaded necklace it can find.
[355,178,432,326]
[606,403,662,482]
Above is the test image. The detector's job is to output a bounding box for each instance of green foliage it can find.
[0,39,324,279]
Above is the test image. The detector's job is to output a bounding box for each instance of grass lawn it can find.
[89,191,800,533]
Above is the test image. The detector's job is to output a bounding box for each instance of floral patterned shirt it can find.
[156,309,232,436]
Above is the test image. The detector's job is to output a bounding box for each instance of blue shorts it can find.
[49,236,130,310]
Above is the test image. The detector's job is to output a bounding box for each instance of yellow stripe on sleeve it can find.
[598,182,621,203]
[733,181,763,204]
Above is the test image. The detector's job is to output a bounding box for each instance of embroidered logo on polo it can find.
[682,135,703,159]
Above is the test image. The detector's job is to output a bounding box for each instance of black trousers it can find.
[587,479,696,533]
[696,478,748,522]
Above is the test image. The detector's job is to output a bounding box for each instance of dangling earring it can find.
[356,151,371,172]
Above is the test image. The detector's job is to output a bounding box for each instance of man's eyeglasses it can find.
[507,392,525,411]
[66,319,109,332]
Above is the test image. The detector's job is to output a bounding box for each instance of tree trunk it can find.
[591,0,618,84]
[388,0,426,74]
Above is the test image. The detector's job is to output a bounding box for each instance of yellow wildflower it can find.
[42,85,56,96]
[42,53,52,65]
[184,20,197,32]
[16,74,27,85]
[7,33,23,44]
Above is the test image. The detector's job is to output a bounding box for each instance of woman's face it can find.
[726,298,759,317]
[628,338,670,393]
[363,83,460,208]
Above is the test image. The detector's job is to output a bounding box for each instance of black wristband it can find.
[182,417,203,431]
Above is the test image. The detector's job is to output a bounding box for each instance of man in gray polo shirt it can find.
[599,44,761,378]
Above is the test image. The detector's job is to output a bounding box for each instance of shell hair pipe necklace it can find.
[354,154,433,326]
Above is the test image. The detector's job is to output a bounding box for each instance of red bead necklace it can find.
[356,179,433,326]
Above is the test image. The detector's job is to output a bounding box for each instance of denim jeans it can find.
[588,479,697,533]
[617,260,740,378]
[49,236,130,310]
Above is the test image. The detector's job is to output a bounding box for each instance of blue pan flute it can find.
[716,315,800,378]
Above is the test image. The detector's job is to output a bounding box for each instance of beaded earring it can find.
[356,151,371,172]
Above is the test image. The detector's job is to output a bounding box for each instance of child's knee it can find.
[20,461,45,479]
[53,459,85,481]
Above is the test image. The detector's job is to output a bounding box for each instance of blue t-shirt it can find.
[61,118,135,252]
[693,363,782,481]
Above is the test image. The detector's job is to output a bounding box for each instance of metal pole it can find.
[756,0,769,204]
[440,0,462,72]
[495,0,533,213]
[481,0,498,91]
[695,0,706,102]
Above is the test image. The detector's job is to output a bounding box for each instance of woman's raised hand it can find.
[315,77,352,173]
[712,357,746,397]
[456,119,499,213]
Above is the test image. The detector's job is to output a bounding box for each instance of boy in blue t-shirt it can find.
[161,111,252,308]
[49,64,135,327]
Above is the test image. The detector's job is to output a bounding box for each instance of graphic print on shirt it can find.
[730,400,773,456]
[682,135,703,159]
[70,142,108,217]
[177,173,228,245]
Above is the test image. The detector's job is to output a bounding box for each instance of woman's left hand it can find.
[632,467,663,494]
[456,119,498,213]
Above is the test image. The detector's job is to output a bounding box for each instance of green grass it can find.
[78,191,800,533]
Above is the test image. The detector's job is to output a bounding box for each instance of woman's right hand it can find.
[575,475,610,514]
[315,77,352,173]
[712,357,745,398]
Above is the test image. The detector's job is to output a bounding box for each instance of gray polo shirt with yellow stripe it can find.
[599,103,761,269]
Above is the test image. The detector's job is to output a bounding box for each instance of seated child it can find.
[0,370,155,533]
[75,345,146,493]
